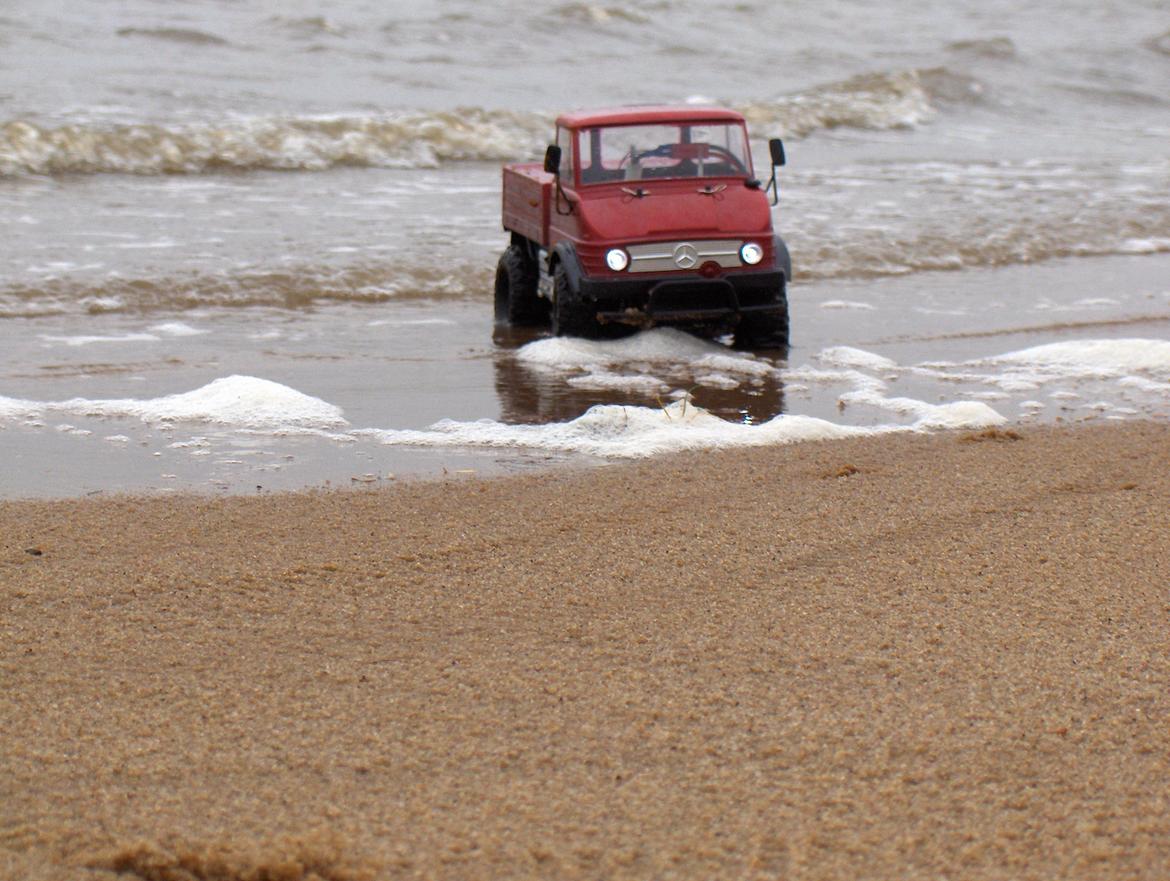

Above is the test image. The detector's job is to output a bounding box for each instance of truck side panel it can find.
[502,163,553,247]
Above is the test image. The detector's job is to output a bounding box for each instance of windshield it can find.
[575,122,752,185]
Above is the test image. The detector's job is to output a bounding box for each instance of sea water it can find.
[1,0,1168,494]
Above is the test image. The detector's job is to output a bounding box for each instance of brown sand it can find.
[2,422,1169,880]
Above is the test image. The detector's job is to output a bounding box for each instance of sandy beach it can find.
[3,421,1168,880]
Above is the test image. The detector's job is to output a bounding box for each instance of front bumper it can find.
[578,269,786,328]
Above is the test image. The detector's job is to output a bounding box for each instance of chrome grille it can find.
[627,240,742,274]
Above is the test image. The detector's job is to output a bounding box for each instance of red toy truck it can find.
[496,105,790,346]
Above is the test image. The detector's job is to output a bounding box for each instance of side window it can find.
[556,127,572,181]
[575,128,603,182]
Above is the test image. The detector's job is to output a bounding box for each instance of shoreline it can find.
[3,420,1169,879]
[2,250,1168,502]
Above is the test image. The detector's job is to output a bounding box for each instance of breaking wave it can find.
[791,226,1170,282]
[0,261,491,318]
[5,228,1170,320]
[0,109,552,176]
[0,69,970,176]
[740,68,982,139]
[783,158,1170,280]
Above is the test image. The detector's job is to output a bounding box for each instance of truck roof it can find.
[555,105,746,129]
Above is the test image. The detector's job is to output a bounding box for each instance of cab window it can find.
[576,122,751,184]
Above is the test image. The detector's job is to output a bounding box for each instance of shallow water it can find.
[1,0,1169,495]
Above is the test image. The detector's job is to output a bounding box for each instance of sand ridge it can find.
[2,422,1169,880]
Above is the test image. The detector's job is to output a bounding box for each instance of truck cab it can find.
[496,106,790,346]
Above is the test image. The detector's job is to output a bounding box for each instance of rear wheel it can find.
[550,261,598,338]
[494,245,548,326]
[735,283,789,349]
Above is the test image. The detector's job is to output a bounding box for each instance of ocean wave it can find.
[116,27,231,46]
[4,221,1168,320]
[945,37,1017,60]
[1056,82,1166,108]
[547,3,654,26]
[740,68,980,138]
[269,15,348,37]
[1148,30,1170,56]
[0,109,551,176]
[792,224,1170,282]
[0,69,970,176]
[0,261,492,318]
[781,156,1170,281]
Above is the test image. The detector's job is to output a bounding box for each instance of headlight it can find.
[740,242,764,265]
[605,248,629,271]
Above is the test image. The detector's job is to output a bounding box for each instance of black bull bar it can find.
[591,278,784,327]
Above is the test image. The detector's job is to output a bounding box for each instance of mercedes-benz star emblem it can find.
[672,242,699,269]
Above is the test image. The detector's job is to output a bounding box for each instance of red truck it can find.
[496,105,790,346]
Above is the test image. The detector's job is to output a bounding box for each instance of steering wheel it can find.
[618,143,673,167]
[701,144,748,175]
[619,143,748,175]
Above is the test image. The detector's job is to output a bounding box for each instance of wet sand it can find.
[2,421,1169,880]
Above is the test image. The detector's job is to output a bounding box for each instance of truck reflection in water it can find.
[492,327,786,427]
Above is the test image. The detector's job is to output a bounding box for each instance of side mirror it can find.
[544,144,562,176]
[764,139,785,206]
[769,138,786,168]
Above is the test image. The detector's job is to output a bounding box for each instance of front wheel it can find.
[550,261,598,338]
[735,285,789,349]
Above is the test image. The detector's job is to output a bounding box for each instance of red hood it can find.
[575,180,772,243]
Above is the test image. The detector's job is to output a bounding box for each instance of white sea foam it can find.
[0,376,347,430]
[1119,238,1170,254]
[39,332,161,347]
[817,346,899,371]
[566,372,669,392]
[785,348,1006,429]
[357,400,881,458]
[693,373,742,390]
[839,385,1006,429]
[357,391,1004,459]
[820,300,877,310]
[783,365,888,397]
[692,352,775,378]
[1119,376,1170,393]
[0,397,40,420]
[913,340,1170,403]
[516,328,774,391]
[54,423,93,436]
[149,321,207,336]
[990,339,1170,375]
[994,374,1043,392]
[518,328,765,373]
